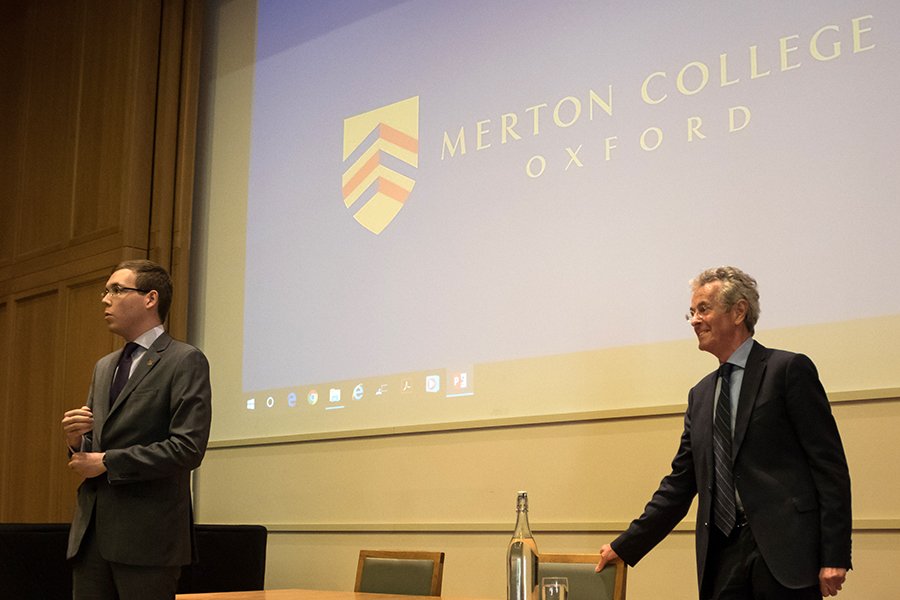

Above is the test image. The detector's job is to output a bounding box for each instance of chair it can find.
[0,522,266,597]
[538,552,627,600]
[0,523,72,600]
[354,549,445,596]
[176,524,268,593]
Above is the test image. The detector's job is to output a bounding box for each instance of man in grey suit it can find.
[62,259,212,600]
[595,266,851,599]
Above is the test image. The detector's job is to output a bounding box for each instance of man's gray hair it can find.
[691,266,760,334]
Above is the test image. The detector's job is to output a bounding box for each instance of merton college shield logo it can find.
[342,96,419,234]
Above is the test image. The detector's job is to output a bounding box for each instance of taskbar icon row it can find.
[244,368,473,411]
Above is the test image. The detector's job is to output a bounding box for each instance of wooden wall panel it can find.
[3,291,61,521]
[0,0,203,523]
[62,278,119,415]
[0,6,26,265]
[53,275,121,520]
[0,301,9,509]
[1,1,163,280]
[72,2,161,244]
[14,3,83,259]
[151,0,205,339]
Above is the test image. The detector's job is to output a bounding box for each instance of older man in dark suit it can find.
[62,259,212,600]
[595,266,851,599]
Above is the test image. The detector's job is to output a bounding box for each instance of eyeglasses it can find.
[102,284,150,298]
[685,302,717,322]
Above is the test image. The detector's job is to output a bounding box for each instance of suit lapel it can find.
[694,370,718,475]
[92,353,118,450]
[732,340,767,457]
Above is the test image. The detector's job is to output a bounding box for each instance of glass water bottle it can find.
[506,490,539,600]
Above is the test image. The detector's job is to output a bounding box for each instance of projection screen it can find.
[193,0,900,443]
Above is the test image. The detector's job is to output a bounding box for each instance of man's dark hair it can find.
[114,259,173,323]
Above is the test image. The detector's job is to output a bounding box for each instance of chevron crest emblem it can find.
[342,96,419,234]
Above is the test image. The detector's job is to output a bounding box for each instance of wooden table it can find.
[176,589,477,600]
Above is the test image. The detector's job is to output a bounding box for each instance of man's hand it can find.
[820,567,847,596]
[595,543,619,572]
[62,406,93,450]
[68,452,107,479]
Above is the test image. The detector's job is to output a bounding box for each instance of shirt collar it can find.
[724,337,754,370]
[130,325,165,351]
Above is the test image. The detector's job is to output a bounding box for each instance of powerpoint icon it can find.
[342,96,419,234]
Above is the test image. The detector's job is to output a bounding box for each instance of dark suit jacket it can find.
[611,341,851,590]
[67,332,212,567]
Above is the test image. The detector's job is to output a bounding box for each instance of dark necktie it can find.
[713,362,737,535]
[109,342,140,406]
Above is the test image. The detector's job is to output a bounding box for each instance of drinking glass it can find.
[541,576,568,600]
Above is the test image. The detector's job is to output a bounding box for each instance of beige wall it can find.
[194,397,899,599]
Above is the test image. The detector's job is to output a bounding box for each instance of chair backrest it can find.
[0,523,268,598]
[0,523,72,600]
[177,524,268,593]
[538,553,627,600]
[355,549,445,596]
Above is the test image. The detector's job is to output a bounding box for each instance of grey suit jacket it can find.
[67,333,212,567]
[611,341,851,591]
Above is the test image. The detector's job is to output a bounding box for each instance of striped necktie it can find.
[713,362,737,535]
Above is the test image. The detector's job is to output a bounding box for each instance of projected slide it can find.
[210,0,900,439]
